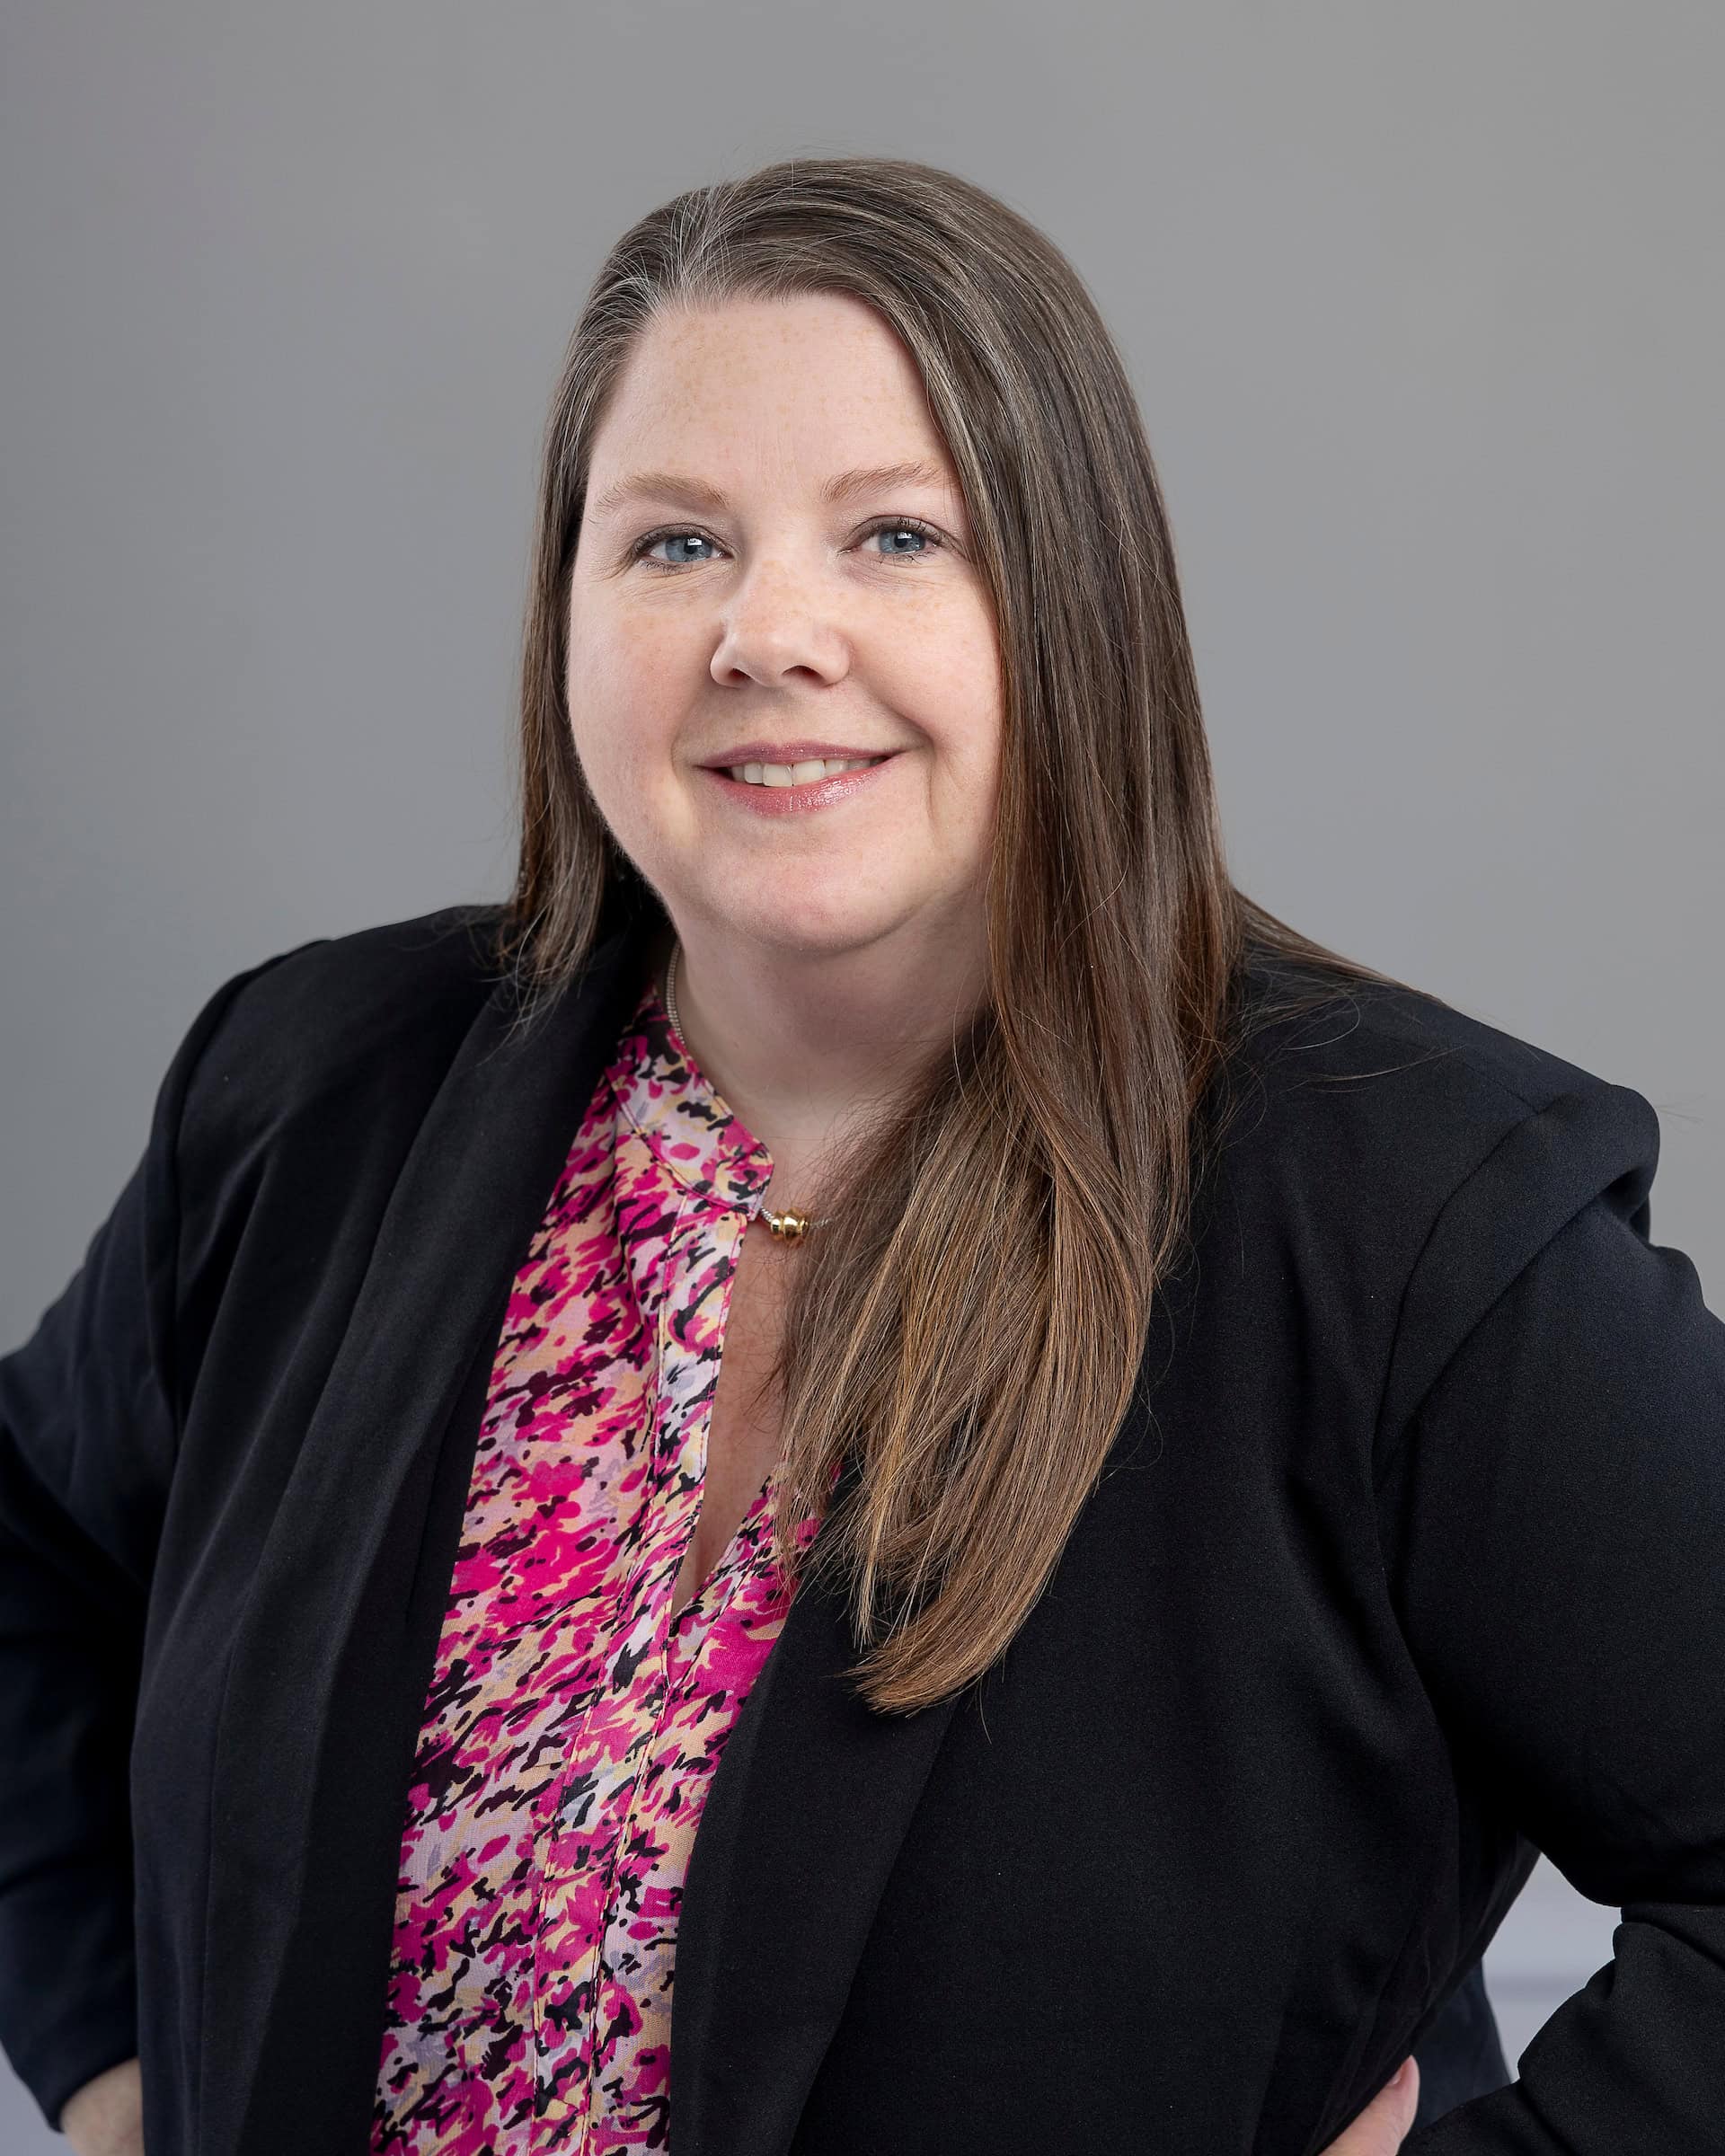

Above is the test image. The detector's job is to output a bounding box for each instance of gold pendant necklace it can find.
[663,940,834,1242]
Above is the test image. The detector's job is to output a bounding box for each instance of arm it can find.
[0,950,304,2134]
[1376,1090,1725,2153]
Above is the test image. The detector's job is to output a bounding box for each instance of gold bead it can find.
[766,1207,809,1242]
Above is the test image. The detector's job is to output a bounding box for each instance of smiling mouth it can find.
[720,754,889,788]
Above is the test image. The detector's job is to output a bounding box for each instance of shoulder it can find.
[173,900,509,1154]
[1204,950,1663,1401]
[196,900,506,1055]
[1213,948,1659,1197]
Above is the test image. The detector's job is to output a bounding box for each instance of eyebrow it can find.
[587,458,954,521]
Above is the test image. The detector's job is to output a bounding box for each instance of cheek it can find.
[934,685,1005,812]
[571,716,673,848]
[921,610,1004,788]
[904,714,1001,881]
[566,640,681,799]
[565,583,676,709]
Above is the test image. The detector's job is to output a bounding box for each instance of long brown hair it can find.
[498,154,1412,1715]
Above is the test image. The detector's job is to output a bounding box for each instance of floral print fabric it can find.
[369,975,823,2152]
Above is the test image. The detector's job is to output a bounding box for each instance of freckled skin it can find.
[369,983,830,2152]
[564,290,1002,1199]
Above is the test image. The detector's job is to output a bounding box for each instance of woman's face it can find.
[566,292,1003,963]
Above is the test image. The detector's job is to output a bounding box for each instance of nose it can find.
[708,555,851,689]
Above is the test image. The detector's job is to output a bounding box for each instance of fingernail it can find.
[1392,2057,1416,2090]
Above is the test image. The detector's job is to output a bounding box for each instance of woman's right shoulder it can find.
[174,900,509,1153]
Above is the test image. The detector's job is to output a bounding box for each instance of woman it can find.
[4,155,1721,2156]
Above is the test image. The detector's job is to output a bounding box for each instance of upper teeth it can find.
[727,755,886,786]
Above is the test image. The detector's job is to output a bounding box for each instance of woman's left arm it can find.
[1376,1083,1725,2156]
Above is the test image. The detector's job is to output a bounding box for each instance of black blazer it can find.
[2,892,1721,2156]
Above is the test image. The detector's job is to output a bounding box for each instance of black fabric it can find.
[1411,1966,1510,2133]
[0,897,1719,2154]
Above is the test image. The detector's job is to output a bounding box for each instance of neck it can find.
[653,908,989,1202]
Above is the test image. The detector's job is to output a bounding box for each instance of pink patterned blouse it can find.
[369,973,827,2153]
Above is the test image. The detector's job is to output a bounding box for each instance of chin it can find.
[695,893,912,959]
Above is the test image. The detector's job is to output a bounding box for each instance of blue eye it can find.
[864,519,941,559]
[638,531,718,568]
[630,516,944,571]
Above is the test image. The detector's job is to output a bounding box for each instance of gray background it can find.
[3,1,1720,2143]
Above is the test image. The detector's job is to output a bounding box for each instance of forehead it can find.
[585,295,964,508]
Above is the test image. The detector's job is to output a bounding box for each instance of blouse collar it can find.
[608,976,777,1216]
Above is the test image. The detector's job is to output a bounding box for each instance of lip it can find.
[700,752,900,816]
[698,741,901,770]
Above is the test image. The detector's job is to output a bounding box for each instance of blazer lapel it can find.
[670,1464,965,2156]
[199,903,654,2156]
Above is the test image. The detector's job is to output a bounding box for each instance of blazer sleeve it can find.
[1375,1082,1725,2155]
[0,947,311,2132]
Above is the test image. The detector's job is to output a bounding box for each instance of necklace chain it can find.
[663,940,834,1242]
